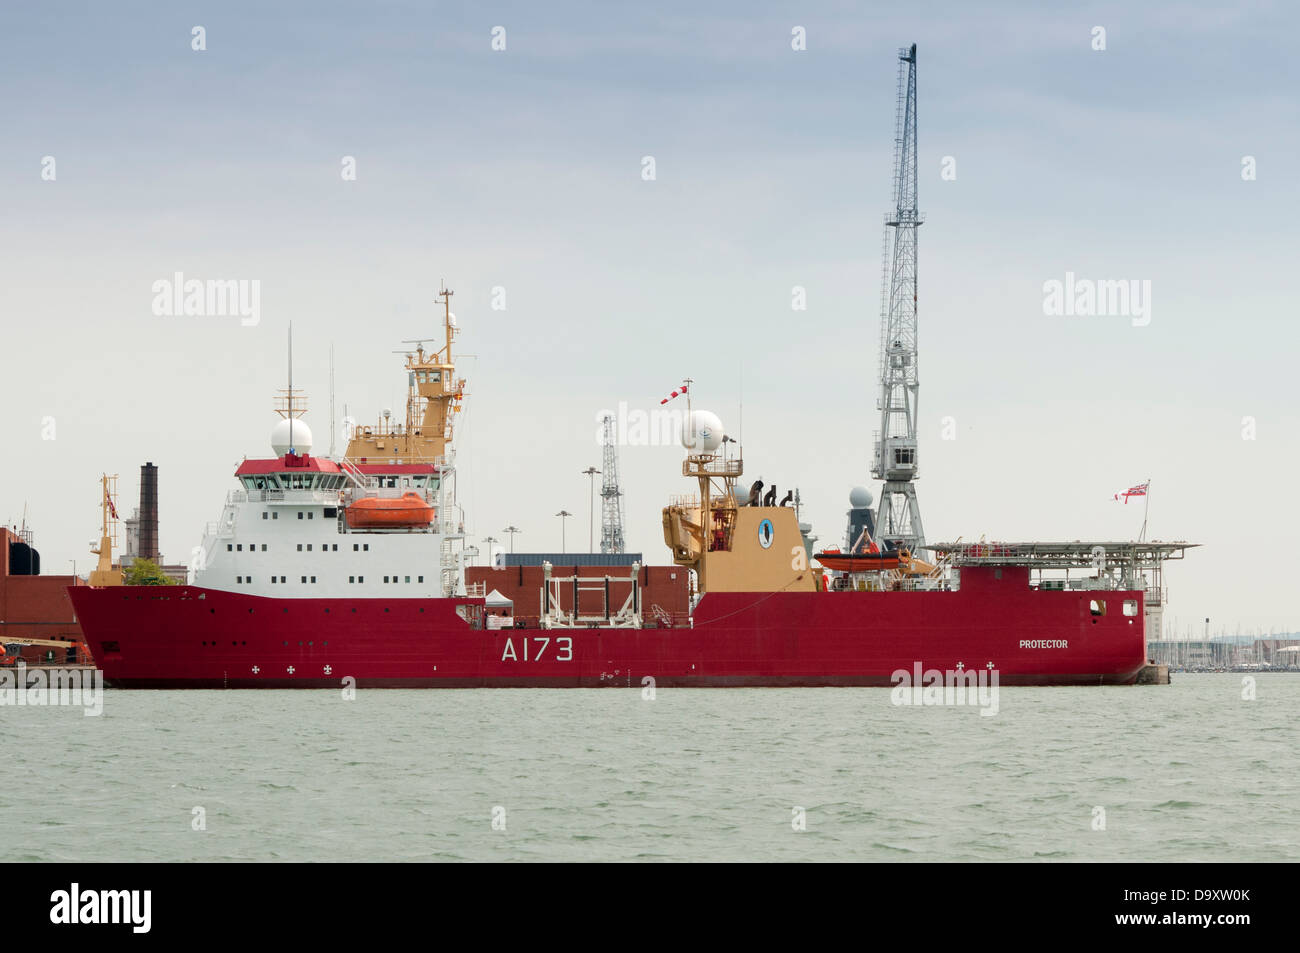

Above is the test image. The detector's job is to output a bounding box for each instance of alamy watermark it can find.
[1042,271,1150,327]
[890,662,1000,716]
[50,883,150,933]
[151,272,260,326]
[595,402,687,447]
[0,663,103,716]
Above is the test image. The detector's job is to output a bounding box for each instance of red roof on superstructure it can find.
[235,454,342,476]
[235,456,439,477]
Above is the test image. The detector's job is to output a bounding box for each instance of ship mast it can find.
[88,473,122,586]
[872,43,925,554]
[344,282,466,467]
[273,323,308,451]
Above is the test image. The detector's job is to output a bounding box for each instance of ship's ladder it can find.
[439,535,459,598]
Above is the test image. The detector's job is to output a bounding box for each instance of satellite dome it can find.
[849,486,873,508]
[682,410,725,453]
[272,417,313,456]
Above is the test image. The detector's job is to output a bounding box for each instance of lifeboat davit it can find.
[345,492,434,529]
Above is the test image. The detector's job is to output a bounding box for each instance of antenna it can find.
[287,322,294,456]
[738,363,743,453]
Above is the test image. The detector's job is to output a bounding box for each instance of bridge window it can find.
[1090,599,1107,616]
[1123,600,1139,617]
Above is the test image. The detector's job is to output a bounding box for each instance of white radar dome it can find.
[849,486,873,508]
[682,410,725,453]
[272,418,313,456]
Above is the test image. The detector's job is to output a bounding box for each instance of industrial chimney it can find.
[139,462,159,562]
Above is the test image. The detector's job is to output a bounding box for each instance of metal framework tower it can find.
[599,414,626,553]
[872,43,925,554]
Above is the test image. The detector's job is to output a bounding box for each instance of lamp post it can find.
[581,466,600,554]
[482,536,498,566]
[555,511,572,554]
[503,526,521,553]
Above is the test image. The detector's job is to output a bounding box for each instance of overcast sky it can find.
[2,1,1297,634]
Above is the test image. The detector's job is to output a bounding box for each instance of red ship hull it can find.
[67,566,1148,687]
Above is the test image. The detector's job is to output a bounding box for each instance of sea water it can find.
[3,674,1296,862]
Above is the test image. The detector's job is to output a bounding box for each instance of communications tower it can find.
[599,414,626,553]
[872,43,925,554]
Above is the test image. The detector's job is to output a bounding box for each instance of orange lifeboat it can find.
[815,550,901,572]
[345,492,434,529]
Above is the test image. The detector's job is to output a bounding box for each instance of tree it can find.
[123,558,178,586]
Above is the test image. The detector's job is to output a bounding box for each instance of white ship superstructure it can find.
[189,287,474,600]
